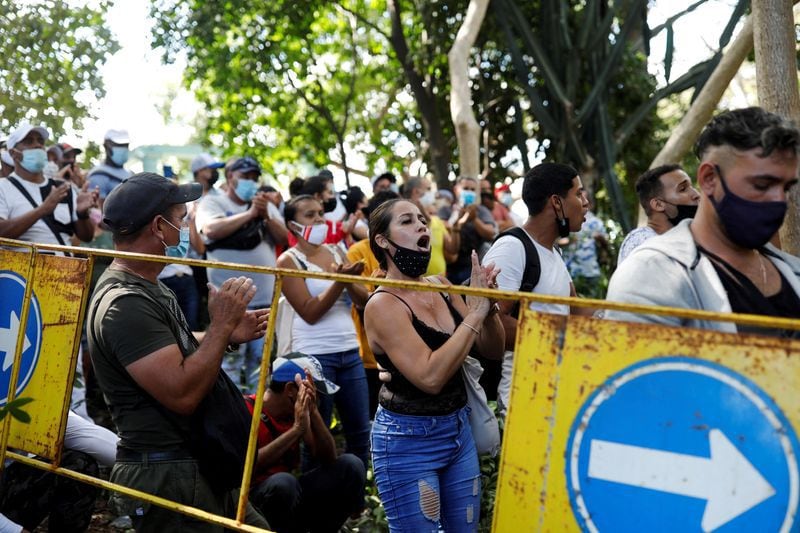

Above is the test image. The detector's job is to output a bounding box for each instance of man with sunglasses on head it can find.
[606,107,800,337]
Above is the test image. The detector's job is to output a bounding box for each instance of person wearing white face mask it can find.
[196,156,288,392]
[276,194,371,472]
[87,129,133,207]
[0,122,98,253]
[402,176,459,276]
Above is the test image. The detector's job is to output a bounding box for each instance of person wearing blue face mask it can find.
[607,107,800,338]
[0,122,98,253]
[89,172,271,531]
[87,129,133,206]
[196,156,288,392]
[446,176,498,284]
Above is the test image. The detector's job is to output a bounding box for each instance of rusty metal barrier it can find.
[1,236,799,531]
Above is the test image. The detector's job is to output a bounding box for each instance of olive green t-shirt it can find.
[88,269,196,451]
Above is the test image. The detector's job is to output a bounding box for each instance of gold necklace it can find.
[756,252,767,293]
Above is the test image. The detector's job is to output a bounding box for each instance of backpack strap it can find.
[494,227,541,317]
[7,176,74,251]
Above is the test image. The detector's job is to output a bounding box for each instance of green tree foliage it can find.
[491,0,747,229]
[152,0,417,185]
[0,0,118,137]
[151,0,745,222]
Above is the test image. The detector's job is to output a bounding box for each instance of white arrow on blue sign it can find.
[0,271,42,405]
[567,358,799,532]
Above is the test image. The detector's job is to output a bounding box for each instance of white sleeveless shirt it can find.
[285,246,359,355]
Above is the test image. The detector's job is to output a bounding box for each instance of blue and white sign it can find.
[567,357,799,532]
[0,271,42,405]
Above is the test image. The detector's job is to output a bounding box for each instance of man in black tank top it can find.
[607,107,800,337]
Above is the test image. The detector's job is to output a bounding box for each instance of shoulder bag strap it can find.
[6,176,71,251]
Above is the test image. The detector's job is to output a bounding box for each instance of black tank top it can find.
[371,290,468,415]
[699,247,800,339]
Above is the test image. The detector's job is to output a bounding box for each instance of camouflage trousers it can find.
[0,449,100,532]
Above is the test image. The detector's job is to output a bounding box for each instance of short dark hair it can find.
[343,186,366,214]
[634,164,681,215]
[283,194,318,225]
[300,174,331,197]
[695,106,800,159]
[521,163,578,215]
[368,198,403,270]
[403,177,425,199]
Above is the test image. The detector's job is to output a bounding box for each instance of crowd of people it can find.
[0,105,798,532]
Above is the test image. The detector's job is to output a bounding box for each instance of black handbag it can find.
[205,218,264,252]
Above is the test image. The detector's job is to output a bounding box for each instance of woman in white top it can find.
[276,195,370,468]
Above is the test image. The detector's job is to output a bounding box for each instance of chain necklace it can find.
[755,251,768,293]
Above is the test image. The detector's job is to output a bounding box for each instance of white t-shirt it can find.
[483,229,572,414]
[0,513,23,533]
[483,231,571,316]
[0,174,80,251]
[195,193,280,308]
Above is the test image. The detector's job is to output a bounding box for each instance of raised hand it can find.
[229,308,269,344]
[335,260,365,277]
[207,277,257,335]
[251,192,269,219]
[76,187,99,216]
[465,250,491,318]
[40,182,70,215]
[293,375,312,434]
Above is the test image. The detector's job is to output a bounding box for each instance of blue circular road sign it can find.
[0,271,42,405]
[567,357,799,532]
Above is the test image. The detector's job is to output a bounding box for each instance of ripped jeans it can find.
[371,406,480,532]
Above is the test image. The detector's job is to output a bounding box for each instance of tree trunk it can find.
[448,0,489,179]
[642,16,754,224]
[753,0,800,255]
[388,0,452,190]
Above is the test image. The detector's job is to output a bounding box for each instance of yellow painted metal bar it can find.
[0,239,800,330]
[236,274,284,523]
[2,236,795,330]
[0,242,37,472]
[6,451,272,532]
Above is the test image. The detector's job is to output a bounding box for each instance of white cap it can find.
[104,128,130,144]
[6,122,50,150]
[190,152,225,174]
[1,150,13,166]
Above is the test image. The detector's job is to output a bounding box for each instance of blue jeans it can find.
[371,406,480,532]
[161,273,200,331]
[312,348,370,469]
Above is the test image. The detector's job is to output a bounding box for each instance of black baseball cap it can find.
[103,172,202,235]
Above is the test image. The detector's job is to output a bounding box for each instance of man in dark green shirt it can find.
[88,172,270,532]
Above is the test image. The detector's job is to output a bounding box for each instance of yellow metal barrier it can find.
[1,236,799,531]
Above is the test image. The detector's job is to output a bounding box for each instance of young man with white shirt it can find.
[0,123,98,252]
[482,162,590,415]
